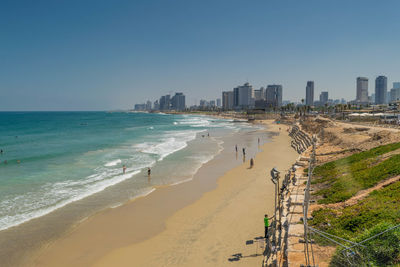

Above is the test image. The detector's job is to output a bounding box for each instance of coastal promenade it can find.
[278,117,400,267]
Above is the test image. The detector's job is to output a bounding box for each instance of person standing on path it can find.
[264,214,273,238]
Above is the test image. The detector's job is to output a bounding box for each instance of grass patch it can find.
[310,181,400,266]
[313,142,400,184]
[310,181,400,239]
[312,142,400,204]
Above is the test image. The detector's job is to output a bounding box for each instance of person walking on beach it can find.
[147,167,151,177]
[250,158,254,168]
[258,138,260,145]
[122,165,127,174]
[235,145,238,153]
[242,148,246,156]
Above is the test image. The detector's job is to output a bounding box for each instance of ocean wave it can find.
[0,168,144,231]
[134,130,202,161]
[0,113,254,232]
[104,159,121,167]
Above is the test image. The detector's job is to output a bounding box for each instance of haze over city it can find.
[2,0,400,110]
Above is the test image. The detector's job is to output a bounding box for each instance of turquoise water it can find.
[0,112,254,231]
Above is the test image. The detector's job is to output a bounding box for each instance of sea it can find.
[0,112,260,233]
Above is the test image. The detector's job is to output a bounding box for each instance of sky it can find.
[1,0,400,111]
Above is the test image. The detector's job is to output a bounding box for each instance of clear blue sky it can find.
[1,0,400,110]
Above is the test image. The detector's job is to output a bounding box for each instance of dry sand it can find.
[32,121,298,267]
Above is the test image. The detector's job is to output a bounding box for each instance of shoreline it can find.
[0,113,245,266]
[30,120,298,266]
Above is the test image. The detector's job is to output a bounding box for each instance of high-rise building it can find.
[159,95,171,110]
[171,92,186,111]
[319,91,328,105]
[153,100,159,110]
[265,85,283,108]
[390,82,400,103]
[356,77,369,103]
[210,100,216,107]
[146,100,152,110]
[199,99,208,107]
[254,87,265,100]
[233,83,254,109]
[233,87,240,107]
[216,98,221,107]
[375,76,387,104]
[305,81,314,106]
[370,94,375,104]
[390,88,400,103]
[222,91,234,110]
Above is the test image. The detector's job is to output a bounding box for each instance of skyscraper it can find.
[216,98,221,107]
[171,92,186,111]
[146,100,152,110]
[390,82,400,103]
[153,100,159,110]
[233,83,254,109]
[222,91,234,110]
[319,91,328,105]
[375,76,387,104]
[356,77,369,103]
[233,87,240,107]
[254,87,265,100]
[305,81,314,106]
[159,94,171,110]
[265,85,283,108]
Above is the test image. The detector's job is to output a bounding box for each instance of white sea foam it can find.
[134,130,202,161]
[177,117,211,127]
[0,169,142,231]
[129,188,156,201]
[104,159,121,167]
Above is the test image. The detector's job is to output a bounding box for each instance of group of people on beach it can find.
[235,136,261,168]
[122,165,151,178]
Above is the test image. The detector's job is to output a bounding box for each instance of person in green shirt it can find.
[264,214,273,239]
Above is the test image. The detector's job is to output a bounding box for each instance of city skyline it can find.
[2,0,400,110]
[134,72,400,111]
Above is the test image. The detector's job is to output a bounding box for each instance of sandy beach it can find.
[31,121,298,267]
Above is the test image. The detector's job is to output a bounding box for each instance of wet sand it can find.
[31,121,298,267]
